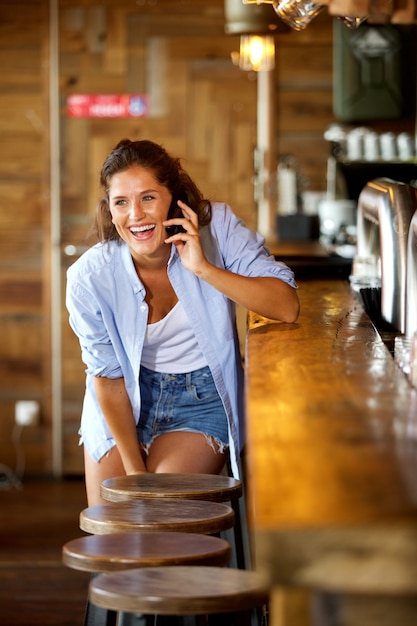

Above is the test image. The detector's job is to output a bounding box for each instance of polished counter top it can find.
[245,279,417,595]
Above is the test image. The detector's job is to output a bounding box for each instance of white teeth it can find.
[130,225,155,233]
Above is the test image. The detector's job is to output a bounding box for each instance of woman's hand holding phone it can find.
[164,200,210,276]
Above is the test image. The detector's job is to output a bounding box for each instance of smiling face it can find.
[108,165,173,265]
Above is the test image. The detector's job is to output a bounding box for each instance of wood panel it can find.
[0,315,43,393]
[277,89,335,134]
[275,44,333,87]
[0,0,49,475]
[0,478,89,626]
[0,278,42,314]
[274,13,334,194]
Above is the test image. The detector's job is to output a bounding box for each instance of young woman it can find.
[66,139,299,505]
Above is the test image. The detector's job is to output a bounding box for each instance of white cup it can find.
[346,128,368,161]
[380,132,397,161]
[363,131,380,161]
[397,133,414,161]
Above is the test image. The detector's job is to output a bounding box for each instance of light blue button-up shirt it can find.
[66,202,297,477]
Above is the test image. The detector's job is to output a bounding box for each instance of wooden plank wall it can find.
[0,0,415,476]
[0,1,50,476]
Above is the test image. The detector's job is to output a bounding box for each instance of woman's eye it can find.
[142,194,154,202]
[114,199,127,207]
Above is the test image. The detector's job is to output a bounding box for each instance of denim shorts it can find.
[137,365,229,452]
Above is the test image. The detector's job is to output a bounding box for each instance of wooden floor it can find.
[0,475,91,626]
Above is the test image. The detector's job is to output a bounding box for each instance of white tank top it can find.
[141,301,208,373]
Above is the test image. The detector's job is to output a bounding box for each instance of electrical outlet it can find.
[15,401,40,427]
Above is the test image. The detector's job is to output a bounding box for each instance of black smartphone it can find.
[165,196,186,235]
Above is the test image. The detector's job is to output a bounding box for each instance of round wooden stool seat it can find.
[80,499,235,535]
[101,473,242,504]
[89,565,269,616]
[62,532,231,573]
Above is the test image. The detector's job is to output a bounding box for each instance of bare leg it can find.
[84,446,126,506]
[146,431,228,474]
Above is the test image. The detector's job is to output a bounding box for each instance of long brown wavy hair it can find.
[89,139,212,243]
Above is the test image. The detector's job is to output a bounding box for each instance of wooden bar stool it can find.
[89,565,269,626]
[101,473,242,504]
[100,473,247,570]
[63,532,231,573]
[80,499,235,536]
[63,532,231,626]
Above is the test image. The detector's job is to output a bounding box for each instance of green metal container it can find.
[333,20,403,122]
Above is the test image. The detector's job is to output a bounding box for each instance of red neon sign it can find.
[67,94,149,118]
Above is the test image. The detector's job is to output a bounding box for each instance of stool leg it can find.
[220,494,251,571]
[231,495,248,570]
[118,612,154,626]
[84,575,118,626]
[84,599,117,626]
[223,459,253,571]
[153,617,200,626]
[207,610,255,626]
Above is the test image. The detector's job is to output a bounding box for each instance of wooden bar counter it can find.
[245,279,417,626]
